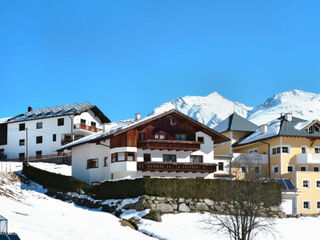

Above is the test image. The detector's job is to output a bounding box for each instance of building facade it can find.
[214,112,320,215]
[0,102,110,161]
[58,110,230,184]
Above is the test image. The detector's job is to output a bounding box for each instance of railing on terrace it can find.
[137,162,216,173]
[6,152,71,162]
[138,139,201,151]
[74,123,102,133]
[233,153,268,164]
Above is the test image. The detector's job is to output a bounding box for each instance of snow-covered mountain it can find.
[151,92,253,128]
[151,90,320,127]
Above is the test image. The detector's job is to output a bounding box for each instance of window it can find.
[87,158,98,169]
[36,151,42,157]
[282,146,289,153]
[155,133,167,140]
[197,137,204,143]
[248,149,258,154]
[104,157,108,167]
[19,153,25,160]
[218,162,224,171]
[317,201,320,209]
[143,153,151,162]
[254,166,261,174]
[241,166,247,174]
[315,147,320,154]
[80,119,86,124]
[288,165,294,172]
[316,180,320,188]
[163,154,176,162]
[111,152,136,162]
[273,166,279,173]
[301,146,307,154]
[301,166,307,171]
[19,123,25,131]
[36,136,43,144]
[175,134,186,141]
[303,180,310,188]
[271,146,290,155]
[19,139,25,146]
[139,132,145,140]
[91,121,96,127]
[36,122,43,129]
[57,118,64,126]
[303,201,310,210]
[190,155,203,163]
[52,134,56,142]
[314,167,319,172]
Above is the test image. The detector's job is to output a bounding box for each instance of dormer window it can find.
[155,133,166,140]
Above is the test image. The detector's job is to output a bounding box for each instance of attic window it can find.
[155,133,166,140]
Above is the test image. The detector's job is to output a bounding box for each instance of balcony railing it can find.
[138,140,201,151]
[137,162,216,173]
[233,153,268,164]
[74,123,102,133]
[296,153,320,164]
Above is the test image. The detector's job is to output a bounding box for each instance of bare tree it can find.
[204,156,279,240]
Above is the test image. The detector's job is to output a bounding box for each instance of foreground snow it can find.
[0,172,153,240]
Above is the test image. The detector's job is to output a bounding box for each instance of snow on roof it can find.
[8,102,97,123]
[236,119,281,145]
[294,120,312,130]
[0,118,9,124]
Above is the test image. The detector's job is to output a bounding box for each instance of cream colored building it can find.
[214,113,320,215]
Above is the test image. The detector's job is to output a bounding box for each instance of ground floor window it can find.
[272,166,279,174]
[218,162,224,171]
[190,155,203,163]
[19,153,25,160]
[317,201,320,209]
[241,166,247,174]
[316,180,320,188]
[111,152,136,162]
[287,165,294,172]
[314,167,319,172]
[36,151,42,158]
[254,166,261,174]
[163,154,176,162]
[303,201,310,210]
[87,158,98,169]
[104,157,108,167]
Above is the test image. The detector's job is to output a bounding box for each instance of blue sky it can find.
[1,0,320,121]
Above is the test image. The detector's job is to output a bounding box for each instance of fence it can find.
[0,161,22,173]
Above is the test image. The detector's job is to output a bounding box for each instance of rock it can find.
[128,217,141,230]
[178,203,190,212]
[122,197,149,211]
[101,204,117,213]
[178,198,185,203]
[172,203,178,210]
[114,209,123,217]
[156,197,166,201]
[156,203,174,213]
[142,210,162,222]
[204,199,214,206]
[186,198,192,204]
[195,202,209,211]
[189,204,196,211]
[149,203,156,210]
[119,219,136,230]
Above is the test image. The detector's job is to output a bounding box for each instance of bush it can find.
[22,162,89,193]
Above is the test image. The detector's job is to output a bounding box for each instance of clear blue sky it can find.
[1,0,320,121]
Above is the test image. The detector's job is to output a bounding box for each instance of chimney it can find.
[135,113,141,121]
[28,106,33,112]
[260,124,268,134]
[285,113,292,122]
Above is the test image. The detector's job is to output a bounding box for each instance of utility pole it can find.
[26,127,29,163]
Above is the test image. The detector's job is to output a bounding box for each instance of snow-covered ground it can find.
[0,161,71,176]
[1,162,320,240]
[0,172,153,240]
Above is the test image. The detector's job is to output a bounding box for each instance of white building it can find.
[57,110,230,185]
[0,102,110,161]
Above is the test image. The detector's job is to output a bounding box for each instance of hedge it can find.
[22,163,281,206]
[22,162,89,193]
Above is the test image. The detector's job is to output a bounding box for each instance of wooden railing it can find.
[137,162,216,173]
[138,140,201,151]
[7,152,71,162]
[74,123,102,133]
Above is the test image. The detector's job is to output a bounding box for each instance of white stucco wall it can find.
[73,110,103,128]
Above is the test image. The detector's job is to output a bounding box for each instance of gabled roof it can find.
[214,113,258,133]
[57,109,230,151]
[6,102,110,123]
[233,115,320,147]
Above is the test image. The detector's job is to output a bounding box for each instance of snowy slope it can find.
[247,90,320,125]
[151,90,320,127]
[0,172,153,240]
[151,92,253,128]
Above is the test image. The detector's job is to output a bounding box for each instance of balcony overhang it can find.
[138,140,201,151]
[137,162,216,173]
[74,123,102,133]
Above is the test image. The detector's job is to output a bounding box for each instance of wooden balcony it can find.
[74,123,102,133]
[138,139,201,151]
[137,162,216,173]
